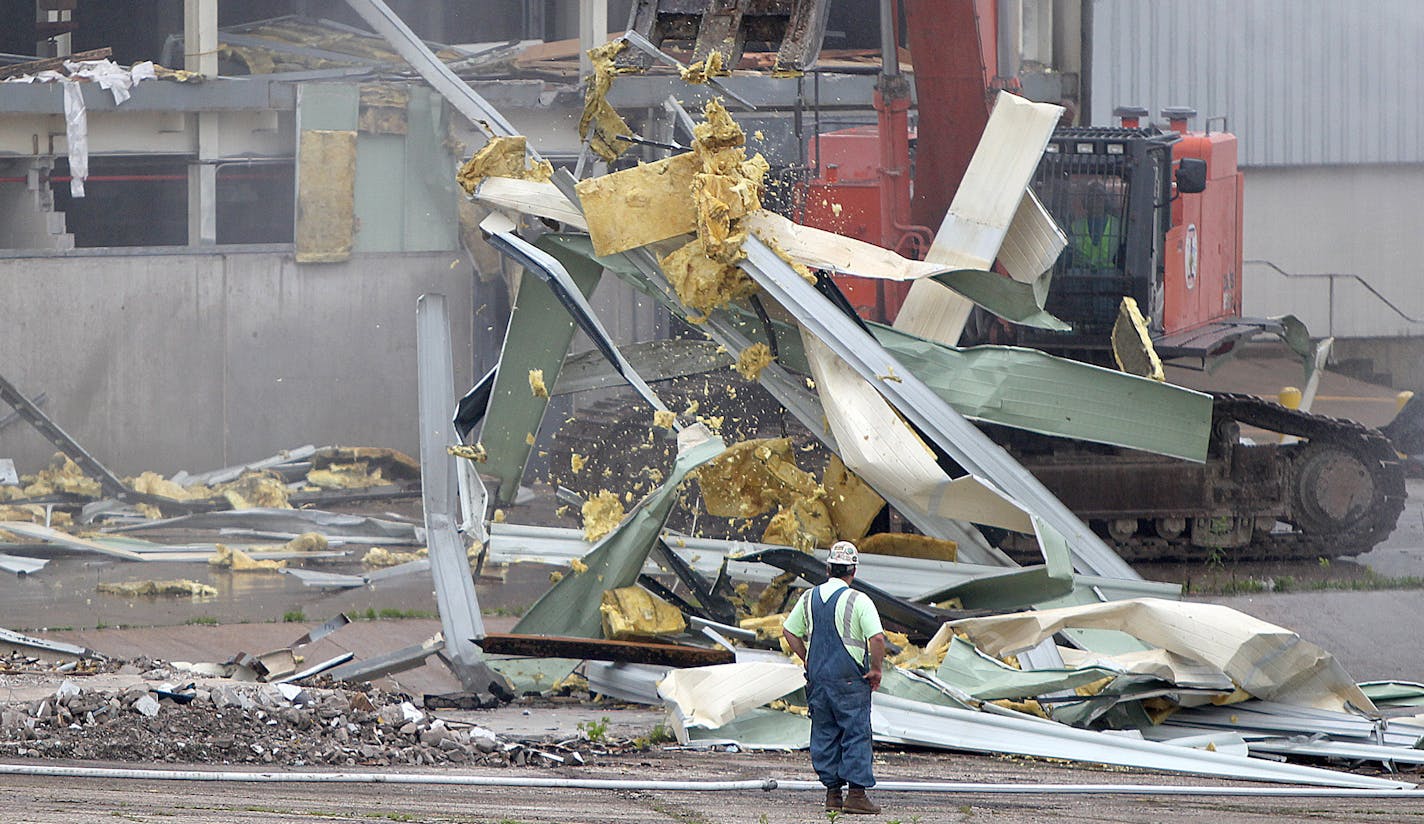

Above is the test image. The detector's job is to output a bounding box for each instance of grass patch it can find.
[282,609,307,623]
[1188,571,1424,596]
[481,604,526,618]
[354,607,437,621]
[185,615,219,626]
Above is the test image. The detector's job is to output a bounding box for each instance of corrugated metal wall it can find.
[1090,0,1424,166]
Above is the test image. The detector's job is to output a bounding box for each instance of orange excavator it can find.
[791,0,1405,561]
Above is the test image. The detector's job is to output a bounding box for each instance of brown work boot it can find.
[842,787,881,815]
[824,787,843,811]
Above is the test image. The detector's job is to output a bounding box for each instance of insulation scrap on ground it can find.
[362,546,428,568]
[306,462,388,490]
[600,586,686,640]
[216,471,291,510]
[209,544,286,572]
[578,40,636,162]
[653,409,677,429]
[97,579,217,598]
[455,135,553,194]
[22,453,101,498]
[580,490,625,542]
[0,504,73,528]
[570,453,586,474]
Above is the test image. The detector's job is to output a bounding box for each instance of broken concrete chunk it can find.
[132,693,160,718]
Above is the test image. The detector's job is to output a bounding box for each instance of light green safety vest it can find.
[1071,215,1119,268]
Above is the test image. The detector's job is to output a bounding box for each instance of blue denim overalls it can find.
[806,586,875,789]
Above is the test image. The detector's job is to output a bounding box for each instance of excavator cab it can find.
[1022,125,1181,356]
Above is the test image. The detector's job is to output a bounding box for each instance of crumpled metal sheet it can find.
[947,598,1377,715]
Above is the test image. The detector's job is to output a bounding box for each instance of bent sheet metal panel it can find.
[872,324,1214,463]
[894,92,1065,345]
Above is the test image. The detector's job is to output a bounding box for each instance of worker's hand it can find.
[865,666,882,691]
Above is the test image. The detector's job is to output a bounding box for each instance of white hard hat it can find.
[828,540,859,566]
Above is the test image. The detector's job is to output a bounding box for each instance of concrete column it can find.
[578,0,608,78]
[185,0,218,245]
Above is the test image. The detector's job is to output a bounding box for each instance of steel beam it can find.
[415,293,505,696]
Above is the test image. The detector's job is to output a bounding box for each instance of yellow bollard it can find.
[1278,387,1302,443]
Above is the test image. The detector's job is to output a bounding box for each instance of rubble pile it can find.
[0,675,540,768]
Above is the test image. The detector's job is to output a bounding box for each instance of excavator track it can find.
[1002,393,1407,563]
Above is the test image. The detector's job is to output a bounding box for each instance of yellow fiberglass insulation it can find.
[23,453,101,498]
[578,40,636,162]
[599,586,686,640]
[97,579,218,598]
[694,438,817,519]
[209,545,286,571]
[734,342,774,381]
[363,546,428,568]
[679,51,729,84]
[306,462,387,490]
[581,490,625,542]
[528,368,549,398]
[659,237,758,321]
[761,493,835,551]
[455,135,553,194]
[215,471,291,509]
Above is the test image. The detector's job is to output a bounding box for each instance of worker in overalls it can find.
[782,540,887,815]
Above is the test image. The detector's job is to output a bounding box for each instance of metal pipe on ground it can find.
[0,765,1419,798]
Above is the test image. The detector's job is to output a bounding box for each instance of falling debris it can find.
[455,135,553,194]
[528,368,549,398]
[659,238,758,320]
[653,409,677,429]
[695,438,817,518]
[1112,296,1166,381]
[580,490,625,542]
[578,40,636,161]
[97,580,217,598]
[600,586,686,640]
[679,51,729,84]
[570,453,586,474]
[448,443,488,462]
[734,343,774,381]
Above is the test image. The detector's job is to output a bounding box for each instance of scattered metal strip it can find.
[280,568,366,589]
[105,508,423,542]
[0,522,146,560]
[0,372,128,499]
[551,340,731,397]
[181,445,318,487]
[585,661,668,704]
[739,235,1138,580]
[0,626,94,659]
[325,636,444,684]
[1247,738,1424,768]
[0,552,47,575]
[478,633,733,668]
[415,294,501,696]
[275,652,357,685]
[365,558,431,582]
[870,693,1413,790]
[287,614,351,648]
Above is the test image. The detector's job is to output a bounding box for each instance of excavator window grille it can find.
[1032,151,1133,333]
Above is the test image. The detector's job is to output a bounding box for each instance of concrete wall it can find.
[1241,164,1424,341]
[0,249,474,477]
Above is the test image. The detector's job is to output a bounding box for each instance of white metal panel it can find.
[1090,0,1424,166]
